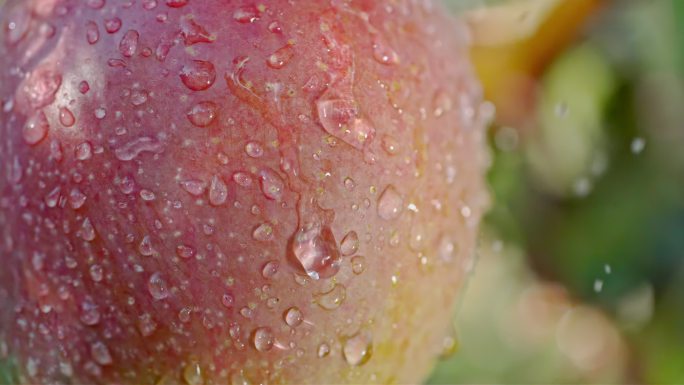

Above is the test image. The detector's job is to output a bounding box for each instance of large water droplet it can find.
[252,327,274,352]
[90,341,113,366]
[85,21,100,44]
[258,168,284,201]
[75,141,93,161]
[291,222,341,280]
[80,217,96,241]
[59,107,75,127]
[148,272,169,300]
[233,5,260,23]
[316,98,375,151]
[187,101,217,127]
[23,110,49,145]
[176,245,196,259]
[372,36,399,65]
[261,261,279,279]
[180,60,216,91]
[104,17,122,33]
[233,172,253,187]
[266,44,294,69]
[245,141,264,158]
[340,231,359,256]
[69,188,87,209]
[180,180,206,196]
[343,331,372,366]
[182,362,203,385]
[44,186,61,208]
[317,343,330,358]
[114,136,163,161]
[19,67,62,109]
[119,29,139,57]
[284,307,302,327]
[208,175,228,206]
[377,185,403,220]
[180,16,213,46]
[314,283,346,310]
[138,313,158,337]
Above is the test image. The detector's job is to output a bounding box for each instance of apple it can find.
[0,0,489,384]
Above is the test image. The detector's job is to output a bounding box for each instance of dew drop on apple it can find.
[68,188,87,209]
[233,172,252,187]
[166,0,188,7]
[221,293,234,308]
[252,222,274,242]
[178,307,192,323]
[23,110,49,146]
[266,44,294,69]
[180,16,213,46]
[262,261,279,279]
[44,186,61,208]
[80,300,101,326]
[180,179,206,196]
[245,141,264,158]
[317,343,331,358]
[252,327,274,352]
[119,30,139,57]
[284,307,302,327]
[114,136,163,161]
[182,362,203,385]
[176,244,195,259]
[104,17,122,33]
[75,141,93,161]
[372,36,399,65]
[208,175,228,206]
[90,341,113,366]
[59,107,75,127]
[80,217,96,241]
[137,313,158,337]
[148,272,169,300]
[233,5,260,23]
[316,98,375,151]
[351,255,366,275]
[377,184,403,220]
[86,0,105,9]
[340,230,359,256]
[180,60,216,91]
[291,222,341,280]
[79,80,90,94]
[187,101,217,127]
[139,235,154,256]
[89,264,103,282]
[315,283,346,310]
[343,331,372,366]
[258,168,284,201]
[85,21,99,44]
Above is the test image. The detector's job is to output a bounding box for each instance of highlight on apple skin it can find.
[0,1,490,384]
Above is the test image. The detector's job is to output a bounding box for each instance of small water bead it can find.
[187,101,217,127]
[75,141,93,161]
[86,0,105,9]
[148,272,169,300]
[317,343,330,358]
[291,222,341,280]
[166,0,188,7]
[377,185,403,221]
[266,44,294,69]
[44,186,61,208]
[233,5,260,23]
[59,107,75,127]
[221,293,234,308]
[381,135,400,155]
[340,231,359,256]
[80,300,101,326]
[142,0,158,10]
[89,264,103,282]
[245,141,264,158]
[90,341,113,366]
[316,98,375,151]
[176,245,196,259]
[372,36,399,65]
[115,136,163,161]
[433,90,453,118]
[130,89,148,106]
[140,188,156,201]
[180,60,216,91]
[252,223,274,242]
[343,177,356,191]
[119,30,139,57]
[20,67,62,109]
[351,255,366,275]
[104,17,122,33]
[180,180,206,196]
[179,307,192,323]
[261,261,279,279]
[284,307,302,327]
[343,331,373,366]
[182,362,203,385]
[258,168,284,201]
[314,283,346,310]
[84,21,99,45]
[208,175,228,206]
[23,110,49,145]
[252,327,274,352]
[267,21,283,34]
[233,172,253,187]
[80,218,96,241]
[79,80,90,94]
[94,107,107,119]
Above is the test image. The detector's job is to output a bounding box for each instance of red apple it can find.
[0,0,489,384]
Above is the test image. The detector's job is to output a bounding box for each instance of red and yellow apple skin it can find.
[0,1,488,384]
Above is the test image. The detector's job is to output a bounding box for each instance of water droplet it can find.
[316,98,375,150]
[44,186,61,208]
[180,60,216,91]
[23,110,49,145]
[377,185,403,220]
[351,255,366,275]
[142,0,158,10]
[317,343,330,358]
[267,21,283,34]
[284,307,302,327]
[79,81,90,94]
[59,107,75,127]
[372,36,399,65]
[130,89,148,106]
[245,141,264,158]
[179,307,192,323]
[258,168,284,201]
[80,300,101,325]
[91,341,113,366]
[104,17,122,33]
[233,5,260,23]
[381,135,400,155]
[114,136,163,161]
[261,261,279,279]
[119,29,139,57]
[176,245,195,259]
[138,313,158,337]
[631,137,646,154]
[292,222,341,280]
[183,362,203,385]
[221,293,234,308]
[75,141,93,161]
[19,67,62,110]
[343,331,372,366]
[166,0,188,7]
[148,272,169,300]
[314,283,346,310]
[94,107,107,119]
[266,44,294,69]
[85,21,100,44]
[252,327,274,352]
[594,279,603,293]
[139,235,154,256]
[340,231,359,256]
[86,0,106,9]
[187,101,217,127]
[233,172,253,187]
[80,218,96,241]
[208,175,228,206]
[139,189,155,201]
[180,16,213,46]
[180,179,206,196]
[433,90,453,118]
[89,264,103,282]
[253,223,274,242]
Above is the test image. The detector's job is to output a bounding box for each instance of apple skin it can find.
[0,1,489,384]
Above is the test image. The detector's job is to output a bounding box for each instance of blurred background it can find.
[428,0,684,383]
